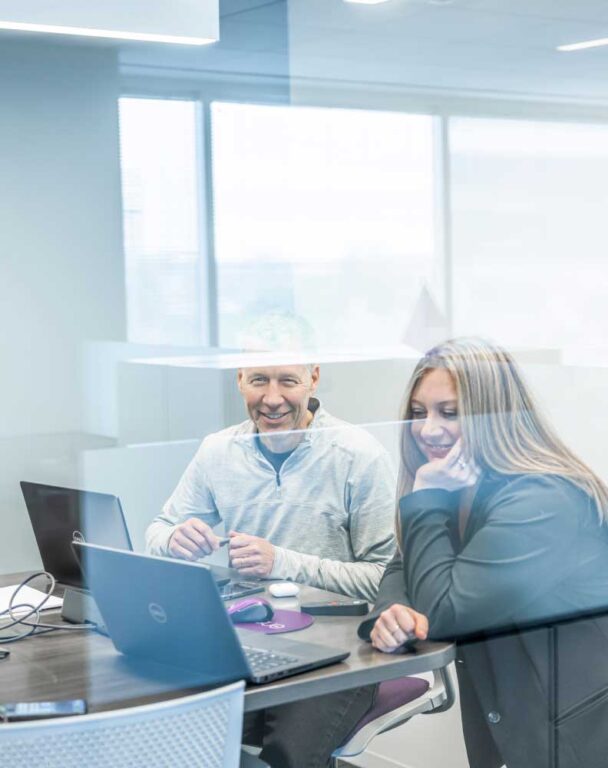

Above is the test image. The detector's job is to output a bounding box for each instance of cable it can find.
[0,572,93,644]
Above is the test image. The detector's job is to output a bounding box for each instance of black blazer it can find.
[359,473,608,768]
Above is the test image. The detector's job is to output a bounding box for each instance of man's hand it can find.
[168,518,221,560]
[371,604,429,653]
[229,531,275,577]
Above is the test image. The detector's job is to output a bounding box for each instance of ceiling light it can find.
[343,0,392,5]
[557,38,608,52]
[0,0,219,46]
[0,21,214,45]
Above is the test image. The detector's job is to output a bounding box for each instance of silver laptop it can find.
[73,542,350,685]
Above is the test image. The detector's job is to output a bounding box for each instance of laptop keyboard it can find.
[242,644,299,673]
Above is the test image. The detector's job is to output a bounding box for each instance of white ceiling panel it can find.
[117,0,608,103]
[460,0,608,24]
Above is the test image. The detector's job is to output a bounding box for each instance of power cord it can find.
[0,572,94,644]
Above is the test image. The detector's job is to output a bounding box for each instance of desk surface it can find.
[0,572,454,713]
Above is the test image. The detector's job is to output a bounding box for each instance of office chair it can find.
[331,666,456,766]
[1,680,265,768]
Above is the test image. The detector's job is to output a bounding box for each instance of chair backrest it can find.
[1,681,245,768]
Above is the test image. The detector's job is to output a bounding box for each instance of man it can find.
[145,341,396,768]
[146,360,395,601]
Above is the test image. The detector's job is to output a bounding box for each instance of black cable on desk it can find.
[0,572,93,644]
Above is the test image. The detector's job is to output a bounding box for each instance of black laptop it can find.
[20,481,239,597]
[73,542,350,685]
[21,481,133,588]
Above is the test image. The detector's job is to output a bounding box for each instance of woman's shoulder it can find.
[483,471,595,517]
[492,471,582,493]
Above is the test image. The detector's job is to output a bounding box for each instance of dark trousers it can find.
[243,685,377,768]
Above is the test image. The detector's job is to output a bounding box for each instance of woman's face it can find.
[410,368,462,462]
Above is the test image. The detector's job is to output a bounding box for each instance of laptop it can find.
[20,481,240,597]
[73,541,350,685]
[21,481,133,589]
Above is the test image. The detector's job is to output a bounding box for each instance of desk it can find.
[0,572,454,714]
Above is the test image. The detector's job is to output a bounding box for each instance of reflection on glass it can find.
[211,102,441,348]
[451,117,608,357]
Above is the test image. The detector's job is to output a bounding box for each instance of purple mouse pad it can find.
[234,609,314,634]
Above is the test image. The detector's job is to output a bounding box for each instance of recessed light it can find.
[0,21,215,45]
[343,0,392,5]
[0,0,219,46]
[557,37,608,52]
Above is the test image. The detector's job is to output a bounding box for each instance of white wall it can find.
[79,440,200,553]
[0,40,125,573]
[0,41,125,439]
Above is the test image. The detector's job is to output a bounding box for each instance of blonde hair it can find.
[398,337,608,524]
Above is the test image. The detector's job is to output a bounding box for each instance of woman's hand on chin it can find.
[413,439,481,493]
[371,604,428,653]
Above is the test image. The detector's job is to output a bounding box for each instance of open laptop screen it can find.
[20,482,133,588]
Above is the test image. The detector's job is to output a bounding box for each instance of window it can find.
[450,117,608,357]
[118,97,608,360]
[211,102,441,349]
[119,98,204,345]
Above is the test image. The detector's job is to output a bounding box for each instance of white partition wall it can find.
[79,440,200,553]
[115,352,419,445]
[0,41,124,573]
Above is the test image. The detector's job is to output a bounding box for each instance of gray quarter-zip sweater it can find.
[145,402,396,601]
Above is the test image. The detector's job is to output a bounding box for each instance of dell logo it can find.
[148,602,168,624]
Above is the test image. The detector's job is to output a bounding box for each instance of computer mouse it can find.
[396,634,419,653]
[268,582,300,598]
[228,598,274,624]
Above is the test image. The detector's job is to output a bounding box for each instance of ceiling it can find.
[6,0,608,103]
[285,0,608,102]
[119,1,291,81]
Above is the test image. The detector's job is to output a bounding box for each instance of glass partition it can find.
[4,3,608,765]
[211,102,441,349]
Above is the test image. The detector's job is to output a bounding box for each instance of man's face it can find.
[237,365,320,435]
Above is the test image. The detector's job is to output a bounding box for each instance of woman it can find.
[359,337,608,768]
